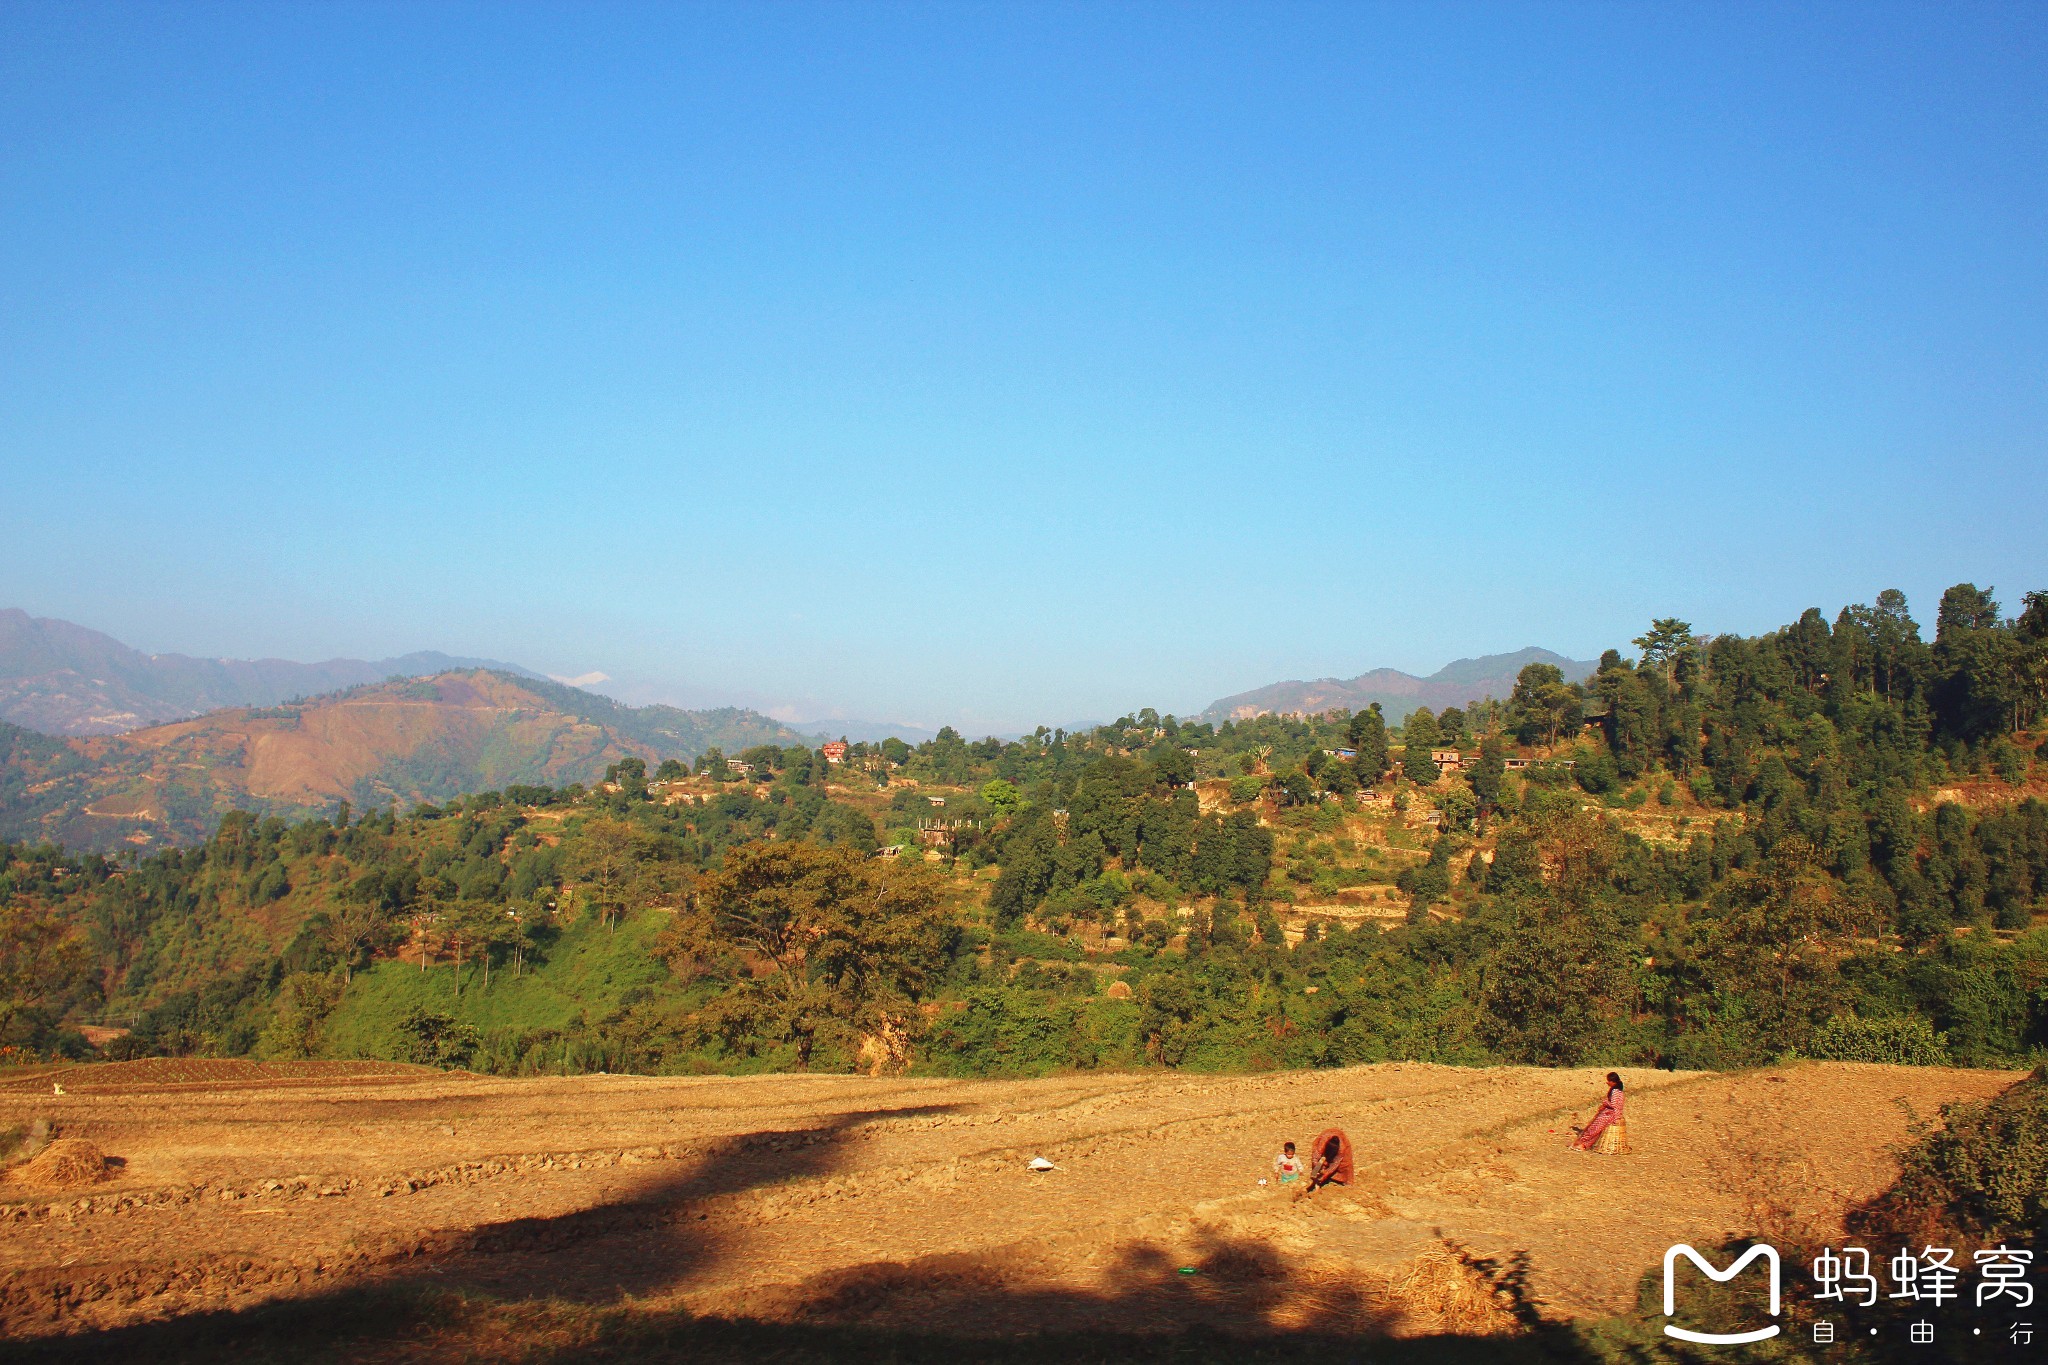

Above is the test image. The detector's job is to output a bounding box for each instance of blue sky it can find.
[2,3,2043,733]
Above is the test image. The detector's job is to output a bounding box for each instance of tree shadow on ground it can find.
[13,1259,1605,1365]
[0,1101,958,1344]
[368,1101,975,1305]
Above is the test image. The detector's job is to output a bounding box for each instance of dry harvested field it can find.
[0,1059,2023,1360]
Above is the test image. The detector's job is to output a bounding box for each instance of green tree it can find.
[572,817,647,931]
[1633,618,1695,671]
[1932,584,2023,740]
[320,899,390,985]
[0,905,96,1048]
[603,756,648,797]
[661,842,955,1070]
[1692,837,1874,1056]
[1867,588,1925,701]
[1403,707,1441,748]
[1320,757,1360,796]
[1511,663,1582,747]
[257,971,343,1060]
[1433,783,1477,830]
[1477,897,1626,1064]
[1346,703,1390,780]
[1936,583,2001,640]
[1403,744,1440,786]
[980,778,1022,818]
[2017,590,2048,730]
[1485,829,1542,894]
[1470,736,1508,824]
[1397,834,1457,919]
[397,1007,481,1069]
[1146,740,1195,787]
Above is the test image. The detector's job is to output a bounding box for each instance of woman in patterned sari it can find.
[1573,1072,1626,1153]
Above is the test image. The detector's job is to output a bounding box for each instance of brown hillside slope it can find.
[2,673,651,849]
[115,672,634,805]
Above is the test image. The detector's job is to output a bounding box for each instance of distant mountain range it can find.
[0,608,551,736]
[0,669,822,851]
[787,718,941,745]
[1199,648,1597,725]
[0,612,1605,848]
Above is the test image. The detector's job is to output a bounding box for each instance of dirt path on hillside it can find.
[0,1060,2019,1342]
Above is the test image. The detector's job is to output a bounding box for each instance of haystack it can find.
[1387,1242,1519,1336]
[7,1138,113,1188]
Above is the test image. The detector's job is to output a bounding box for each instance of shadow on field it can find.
[11,1099,1601,1365]
[12,1266,1597,1365]
[393,1102,972,1305]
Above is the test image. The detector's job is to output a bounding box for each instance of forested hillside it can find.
[3,583,2045,1082]
[0,671,820,851]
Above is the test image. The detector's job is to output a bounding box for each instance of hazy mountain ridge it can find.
[786,718,940,745]
[1200,647,1598,725]
[0,669,822,851]
[0,608,550,736]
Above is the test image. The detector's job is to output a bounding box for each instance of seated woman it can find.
[1308,1128,1353,1189]
[1573,1072,1627,1154]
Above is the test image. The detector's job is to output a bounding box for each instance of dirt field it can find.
[0,1059,2021,1353]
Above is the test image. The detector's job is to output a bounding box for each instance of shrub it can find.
[1858,1069,2048,1241]
[397,1007,482,1069]
[1810,1013,1950,1066]
[1433,785,1477,829]
[1574,750,1620,796]
[1991,738,2030,785]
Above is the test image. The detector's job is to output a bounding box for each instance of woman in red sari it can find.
[1573,1072,1626,1153]
[1308,1128,1353,1188]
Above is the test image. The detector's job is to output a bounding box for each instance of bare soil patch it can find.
[0,1059,432,1095]
[0,1059,2019,1349]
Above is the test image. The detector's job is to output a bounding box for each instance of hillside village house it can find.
[821,740,848,765]
[1431,748,1464,770]
[917,817,979,848]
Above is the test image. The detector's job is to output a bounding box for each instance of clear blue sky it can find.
[2,3,2043,733]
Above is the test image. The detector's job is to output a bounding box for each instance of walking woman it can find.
[1573,1072,1627,1154]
